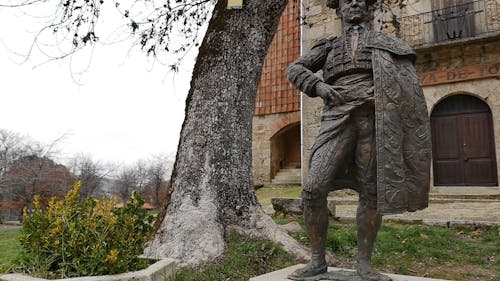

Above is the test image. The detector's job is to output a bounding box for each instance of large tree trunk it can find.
[144,0,309,266]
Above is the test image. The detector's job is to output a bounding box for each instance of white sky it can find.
[0,4,199,165]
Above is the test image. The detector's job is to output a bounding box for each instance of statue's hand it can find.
[315,82,345,106]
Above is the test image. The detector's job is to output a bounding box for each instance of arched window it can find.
[431,94,497,186]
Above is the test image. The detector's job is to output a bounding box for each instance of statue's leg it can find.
[289,122,355,280]
[353,112,390,281]
[356,194,384,279]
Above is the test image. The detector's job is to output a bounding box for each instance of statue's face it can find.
[339,0,369,24]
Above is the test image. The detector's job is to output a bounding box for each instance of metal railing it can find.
[400,0,500,47]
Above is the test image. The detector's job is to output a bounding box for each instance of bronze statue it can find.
[286,0,431,280]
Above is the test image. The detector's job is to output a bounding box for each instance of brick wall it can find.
[254,0,301,115]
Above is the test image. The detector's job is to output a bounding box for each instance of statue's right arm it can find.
[286,39,331,98]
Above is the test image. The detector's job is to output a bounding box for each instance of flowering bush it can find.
[18,181,155,278]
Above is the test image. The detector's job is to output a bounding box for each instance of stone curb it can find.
[0,258,177,281]
[333,198,500,205]
[336,216,500,228]
[2,221,22,226]
[273,197,500,207]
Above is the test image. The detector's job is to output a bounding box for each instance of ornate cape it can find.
[368,33,431,214]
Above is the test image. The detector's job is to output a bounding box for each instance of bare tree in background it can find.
[113,166,139,204]
[146,154,173,208]
[0,129,31,182]
[1,0,310,266]
[0,130,71,204]
[68,153,110,200]
[4,155,73,202]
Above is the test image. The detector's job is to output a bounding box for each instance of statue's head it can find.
[327,0,375,24]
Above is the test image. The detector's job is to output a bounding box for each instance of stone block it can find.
[272,198,303,215]
[278,221,303,234]
[271,198,336,217]
[307,4,323,16]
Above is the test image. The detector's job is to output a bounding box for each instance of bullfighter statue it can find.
[286,0,431,280]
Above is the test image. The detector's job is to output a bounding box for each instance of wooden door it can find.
[431,95,497,186]
[461,113,497,185]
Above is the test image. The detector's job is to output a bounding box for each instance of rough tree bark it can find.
[144,0,309,266]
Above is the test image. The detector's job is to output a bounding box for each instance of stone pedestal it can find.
[250,265,450,281]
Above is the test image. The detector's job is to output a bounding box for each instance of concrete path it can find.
[335,201,500,223]
[330,187,500,225]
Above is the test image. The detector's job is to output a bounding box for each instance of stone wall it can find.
[252,111,300,185]
[416,40,500,73]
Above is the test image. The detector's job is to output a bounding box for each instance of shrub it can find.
[18,181,155,279]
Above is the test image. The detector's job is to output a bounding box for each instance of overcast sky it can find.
[0,4,199,165]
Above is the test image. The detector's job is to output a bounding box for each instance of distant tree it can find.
[113,159,156,204]
[0,130,71,207]
[2,0,309,267]
[144,154,173,208]
[3,154,73,205]
[113,166,139,204]
[0,129,31,182]
[68,153,110,200]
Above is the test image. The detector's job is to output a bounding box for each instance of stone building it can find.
[252,0,500,190]
[252,1,301,185]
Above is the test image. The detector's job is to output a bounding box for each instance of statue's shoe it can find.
[287,263,327,281]
[357,268,393,281]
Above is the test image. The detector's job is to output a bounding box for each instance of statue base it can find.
[250,265,451,281]
[288,270,391,281]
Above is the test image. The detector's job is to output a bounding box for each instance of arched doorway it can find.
[270,123,301,184]
[431,94,498,186]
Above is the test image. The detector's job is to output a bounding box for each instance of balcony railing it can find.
[400,0,500,47]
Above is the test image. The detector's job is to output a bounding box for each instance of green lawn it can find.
[255,185,301,212]
[0,227,21,273]
[290,220,500,281]
[3,212,499,281]
[165,216,500,281]
[167,232,294,281]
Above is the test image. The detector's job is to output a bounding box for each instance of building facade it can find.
[253,0,500,190]
[252,1,302,185]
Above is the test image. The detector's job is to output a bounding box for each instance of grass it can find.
[374,224,500,280]
[166,232,295,281]
[0,227,21,273]
[288,218,500,281]
[255,185,301,212]
[2,206,499,280]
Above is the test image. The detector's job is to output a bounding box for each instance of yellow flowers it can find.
[33,195,41,209]
[105,249,118,264]
[19,181,155,277]
[64,180,81,204]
